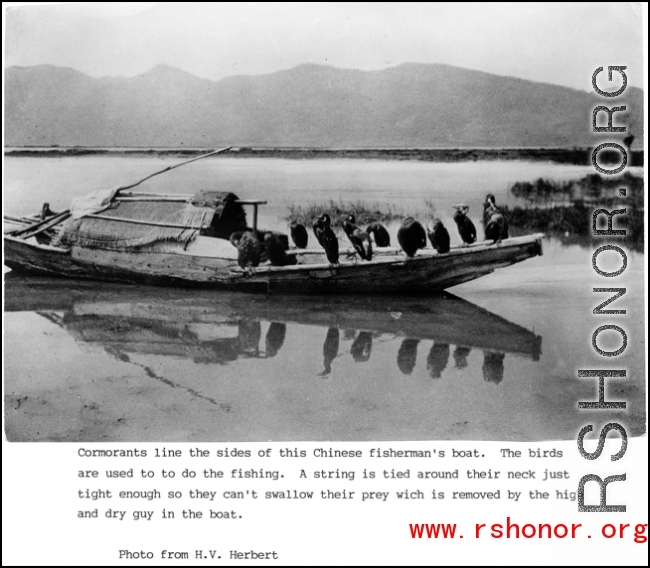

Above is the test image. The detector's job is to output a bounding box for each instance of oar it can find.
[9,147,232,239]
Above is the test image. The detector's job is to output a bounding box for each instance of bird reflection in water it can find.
[319,327,340,377]
[482,351,506,384]
[237,321,261,356]
[350,332,373,363]
[7,274,541,384]
[427,342,450,379]
[397,339,420,375]
[265,323,286,358]
[453,346,471,369]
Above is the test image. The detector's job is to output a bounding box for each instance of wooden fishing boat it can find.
[4,214,543,295]
[4,149,543,294]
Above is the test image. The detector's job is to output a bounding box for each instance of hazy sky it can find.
[4,2,646,90]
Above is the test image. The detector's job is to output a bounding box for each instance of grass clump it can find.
[286,198,404,226]
[510,178,573,205]
[506,172,644,252]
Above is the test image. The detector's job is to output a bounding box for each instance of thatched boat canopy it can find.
[59,191,247,251]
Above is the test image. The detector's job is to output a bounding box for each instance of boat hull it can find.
[4,233,544,294]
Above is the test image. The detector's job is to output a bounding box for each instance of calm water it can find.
[3,156,646,441]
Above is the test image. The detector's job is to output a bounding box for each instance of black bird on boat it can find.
[315,214,339,265]
[230,231,262,272]
[289,221,308,249]
[312,216,324,246]
[484,212,507,243]
[397,217,427,258]
[426,219,451,254]
[452,205,477,246]
[483,194,509,242]
[264,233,297,266]
[342,214,373,261]
[365,222,391,247]
[483,194,497,226]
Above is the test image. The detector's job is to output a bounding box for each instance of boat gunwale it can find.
[4,235,71,254]
[230,233,545,274]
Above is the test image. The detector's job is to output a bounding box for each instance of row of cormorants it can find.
[231,194,509,269]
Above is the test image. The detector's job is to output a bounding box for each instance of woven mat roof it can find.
[59,192,245,251]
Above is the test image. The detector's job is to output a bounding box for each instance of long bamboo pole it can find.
[109,146,232,194]
[10,147,232,239]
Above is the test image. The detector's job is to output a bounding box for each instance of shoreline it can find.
[4,147,645,166]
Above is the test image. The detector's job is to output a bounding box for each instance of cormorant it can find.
[426,218,451,254]
[312,216,324,246]
[350,331,373,363]
[265,322,286,358]
[397,217,427,258]
[315,214,339,265]
[289,221,308,248]
[484,212,507,243]
[483,194,496,225]
[319,327,340,376]
[342,214,373,261]
[264,233,297,266]
[452,205,477,246]
[230,231,262,272]
[483,194,509,241]
[397,338,420,375]
[427,342,450,379]
[365,222,391,247]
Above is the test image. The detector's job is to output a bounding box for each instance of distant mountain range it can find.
[4,63,644,148]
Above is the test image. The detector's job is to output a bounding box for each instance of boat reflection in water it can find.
[5,273,542,382]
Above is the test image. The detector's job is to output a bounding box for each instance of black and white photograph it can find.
[3,3,648,566]
[3,2,645,444]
